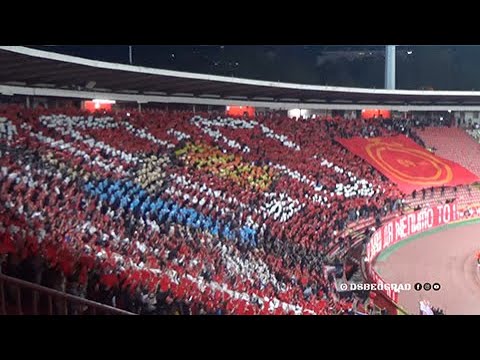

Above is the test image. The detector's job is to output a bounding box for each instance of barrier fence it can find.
[0,273,135,315]
[365,202,480,306]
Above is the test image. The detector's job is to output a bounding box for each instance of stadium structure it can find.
[1,46,480,315]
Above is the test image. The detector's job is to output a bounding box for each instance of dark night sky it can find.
[29,45,480,90]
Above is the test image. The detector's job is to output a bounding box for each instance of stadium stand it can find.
[0,104,475,315]
[416,126,480,177]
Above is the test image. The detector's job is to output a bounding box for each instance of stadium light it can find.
[288,109,302,118]
[407,51,413,55]
[92,99,116,104]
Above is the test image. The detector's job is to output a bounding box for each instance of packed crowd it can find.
[0,105,454,314]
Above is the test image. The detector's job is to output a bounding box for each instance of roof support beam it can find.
[2,84,480,111]
[385,45,396,89]
[3,47,480,106]
[3,45,480,98]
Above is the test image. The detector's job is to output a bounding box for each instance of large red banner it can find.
[336,135,479,193]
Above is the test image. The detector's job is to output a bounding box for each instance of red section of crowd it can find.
[0,105,461,315]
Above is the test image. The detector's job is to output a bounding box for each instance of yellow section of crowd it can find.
[177,142,276,191]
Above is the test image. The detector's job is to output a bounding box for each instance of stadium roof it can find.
[2,46,480,110]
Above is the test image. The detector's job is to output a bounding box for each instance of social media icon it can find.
[414,283,422,291]
[432,283,441,291]
[423,282,432,291]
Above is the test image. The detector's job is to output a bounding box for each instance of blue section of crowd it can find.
[84,179,257,247]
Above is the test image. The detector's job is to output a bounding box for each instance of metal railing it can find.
[0,273,135,315]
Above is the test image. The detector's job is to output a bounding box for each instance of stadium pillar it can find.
[138,102,142,112]
[26,96,30,109]
[385,45,396,89]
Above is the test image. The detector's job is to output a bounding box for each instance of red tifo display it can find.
[336,135,480,193]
